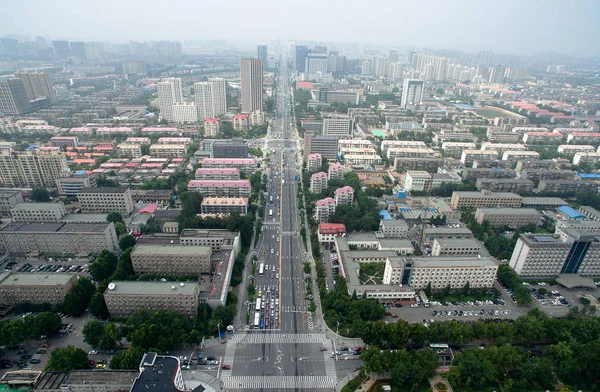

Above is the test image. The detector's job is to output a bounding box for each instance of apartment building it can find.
[381,140,427,154]
[117,143,142,158]
[441,142,476,158]
[521,169,575,186]
[0,222,119,255]
[315,197,336,223]
[475,178,535,193]
[450,191,523,209]
[194,168,240,181]
[304,133,339,160]
[379,219,409,238]
[157,137,193,145]
[475,207,541,227]
[233,114,249,132]
[387,147,437,160]
[187,180,252,197]
[307,153,322,172]
[126,137,151,145]
[394,157,443,173]
[460,150,499,166]
[201,158,256,174]
[204,118,221,137]
[0,151,68,188]
[566,132,600,144]
[322,115,353,137]
[50,136,79,148]
[328,163,346,180]
[149,144,187,158]
[338,139,372,151]
[77,187,134,215]
[522,131,563,144]
[462,168,517,181]
[515,159,556,173]
[56,171,96,196]
[131,244,212,275]
[104,281,200,318]
[486,128,521,142]
[179,229,241,254]
[573,152,600,165]
[472,159,512,169]
[310,172,328,194]
[334,186,354,205]
[480,142,526,155]
[318,223,347,244]
[342,152,382,166]
[557,144,595,156]
[10,202,66,222]
[502,150,541,161]
[431,237,480,257]
[0,190,24,217]
[538,180,598,194]
[0,273,77,305]
[200,197,248,215]
[408,257,497,290]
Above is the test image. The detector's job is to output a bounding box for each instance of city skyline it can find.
[1,0,599,57]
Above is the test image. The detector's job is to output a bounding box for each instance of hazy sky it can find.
[2,0,600,56]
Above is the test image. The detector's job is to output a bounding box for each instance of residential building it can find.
[318,223,347,244]
[573,152,600,165]
[0,151,68,188]
[13,71,58,104]
[342,151,382,165]
[322,115,353,137]
[233,114,249,132]
[579,206,600,221]
[201,158,256,174]
[149,144,187,158]
[201,197,248,215]
[0,273,77,305]
[310,172,328,194]
[50,136,79,148]
[0,141,16,152]
[502,150,541,161]
[566,132,600,144]
[126,137,151,144]
[240,58,263,112]
[0,78,32,115]
[121,60,147,75]
[475,178,535,193]
[381,140,427,154]
[557,145,595,156]
[538,179,598,194]
[195,168,240,181]
[307,153,322,172]
[461,150,499,166]
[304,133,339,160]
[187,180,251,197]
[450,191,523,209]
[131,244,212,275]
[408,257,497,289]
[204,118,221,137]
[379,219,409,238]
[157,77,183,122]
[480,142,526,155]
[328,163,345,180]
[118,143,142,158]
[194,78,227,119]
[104,281,200,318]
[338,139,372,151]
[315,197,336,223]
[441,142,476,158]
[521,169,575,186]
[56,171,96,196]
[77,187,134,215]
[475,207,541,227]
[250,110,265,126]
[171,103,198,124]
[400,79,424,108]
[523,131,563,144]
[462,168,517,181]
[395,157,443,173]
[388,147,437,160]
[515,159,556,173]
[431,237,480,257]
[0,222,119,255]
[10,202,66,222]
[334,186,354,205]
[487,128,521,142]
[0,190,23,217]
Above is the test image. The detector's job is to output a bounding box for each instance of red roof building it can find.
[297,81,314,90]
[318,223,347,244]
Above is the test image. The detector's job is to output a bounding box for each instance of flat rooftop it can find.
[433,237,480,248]
[0,273,75,286]
[378,238,413,249]
[60,213,108,223]
[453,191,522,199]
[34,370,137,390]
[346,232,378,242]
[381,219,409,227]
[411,256,497,268]
[477,207,540,215]
[79,187,129,194]
[132,244,211,256]
[0,190,21,198]
[104,281,199,296]
[131,356,180,392]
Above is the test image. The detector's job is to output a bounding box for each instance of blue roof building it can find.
[379,210,392,220]
[557,206,587,220]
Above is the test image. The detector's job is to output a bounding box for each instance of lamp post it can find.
[217,323,221,340]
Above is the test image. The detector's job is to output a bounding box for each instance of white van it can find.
[271,249,274,254]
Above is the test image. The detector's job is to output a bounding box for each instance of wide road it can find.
[220,58,337,391]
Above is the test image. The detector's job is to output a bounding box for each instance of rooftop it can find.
[132,244,211,256]
[433,237,480,248]
[104,281,200,296]
[378,238,413,249]
[0,189,21,198]
[411,256,496,268]
[60,213,109,223]
[477,207,540,215]
[0,272,75,286]
[381,219,409,227]
[131,355,183,392]
[557,206,587,219]
[453,191,522,199]
[34,370,138,390]
[79,187,129,194]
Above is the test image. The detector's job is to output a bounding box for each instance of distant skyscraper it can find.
[240,58,263,113]
[400,79,424,109]
[257,45,268,70]
[295,46,310,72]
[488,65,506,83]
[84,42,106,60]
[389,50,399,62]
[194,78,227,119]
[122,60,147,75]
[306,54,328,74]
[70,42,86,58]
[157,78,183,122]
[52,40,71,58]
[13,71,57,104]
[0,78,32,115]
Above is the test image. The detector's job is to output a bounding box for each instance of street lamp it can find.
[217,323,221,340]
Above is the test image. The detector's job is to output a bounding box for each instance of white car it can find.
[88,350,98,355]
[410,304,419,308]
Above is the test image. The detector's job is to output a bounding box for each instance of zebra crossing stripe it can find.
[231,333,328,344]
[223,375,336,389]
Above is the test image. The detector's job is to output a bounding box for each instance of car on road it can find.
[29,359,41,364]
[88,350,98,355]
[221,365,231,370]
[206,356,216,361]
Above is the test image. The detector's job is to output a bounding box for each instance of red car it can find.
[221,365,231,370]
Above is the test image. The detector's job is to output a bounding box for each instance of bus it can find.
[255,299,261,312]
[254,312,261,328]
[269,209,273,217]
[259,263,264,276]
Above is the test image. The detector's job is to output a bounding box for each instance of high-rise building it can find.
[194,78,227,119]
[257,45,268,70]
[240,58,263,113]
[69,42,86,58]
[122,60,147,75]
[489,65,506,83]
[305,54,328,74]
[389,50,399,62]
[400,79,424,109]
[171,103,198,123]
[52,40,71,58]
[13,71,57,104]
[0,151,68,187]
[295,45,310,72]
[157,77,183,122]
[84,42,106,60]
[0,78,32,115]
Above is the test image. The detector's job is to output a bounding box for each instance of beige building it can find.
[0,272,77,305]
[77,187,134,215]
[10,202,66,222]
[475,207,541,227]
[200,197,248,215]
[387,147,437,160]
[149,144,188,158]
[104,281,200,318]
[431,237,480,257]
[117,143,143,158]
[408,257,498,290]
[0,189,24,217]
[379,219,409,238]
[450,191,523,209]
[501,150,541,161]
[0,151,68,188]
[460,149,499,166]
[131,244,212,275]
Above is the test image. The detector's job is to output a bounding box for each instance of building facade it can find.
[475,207,541,227]
[77,187,134,215]
[56,172,96,196]
[0,151,68,188]
[10,202,66,222]
[0,273,77,305]
[200,197,248,215]
[131,244,212,275]
[240,58,263,113]
[187,180,251,197]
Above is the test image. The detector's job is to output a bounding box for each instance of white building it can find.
[194,78,227,119]
[310,172,328,194]
[328,163,345,180]
[408,257,497,289]
[157,77,183,122]
[400,79,424,109]
[322,115,353,137]
[379,219,409,238]
[307,153,322,172]
[117,143,142,158]
[204,118,221,137]
[172,103,198,124]
[315,197,336,223]
[334,186,354,205]
[461,150,499,165]
[10,202,66,222]
[149,144,188,158]
[501,150,541,161]
[387,147,437,160]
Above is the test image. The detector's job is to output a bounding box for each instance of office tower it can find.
[194,78,227,119]
[52,40,71,58]
[400,79,424,109]
[0,78,32,115]
[0,151,68,187]
[257,45,268,70]
[305,54,328,74]
[70,42,86,58]
[85,42,106,60]
[240,58,263,113]
[122,60,147,75]
[13,72,57,104]
[295,45,310,72]
[489,65,506,83]
[157,78,183,122]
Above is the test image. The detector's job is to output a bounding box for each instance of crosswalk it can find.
[323,348,337,380]
[223,376,336,389]
[231,333,328,344]
[221,337,236,379]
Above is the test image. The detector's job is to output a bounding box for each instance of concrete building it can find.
[573,152,600,165]
[322,115,353,137]
[422,227,474,245]
[310,172,328,194]
[10,202,66,222]
[381,140,427,154]
[77,187,134,215]
[566,132,600,144]
[521,169,575,186]
[195,168,240,181]
[441,142,476,158]
[408,257,497,289]
[13,71,57,104]
[250,110,265,126]
[480,142,526,155]
[194,78,227,119]
[0,78,32,115]
[395,157,443,173]
[328,163,345,180]
[0,151,68,188]
[539,179,598,194]
[450,191,523,209]
[475,178,535,193]
[379,219,409,238]
[522,131,563,144]
[240,58,263,112]
[431,237,480,257]
[50,136,79,148]
[338,139,372,151]
[558,145,595,156]
[104,281,200,318]
[307,153,322,173]
[209,140,248,159]
[388,147,437,160]
[515,159,557,173]
[187,180,251,197]
[0,222,119,255]
[149,144,188,158]
[56,171,96,196]
[462,168,517,181]
[200,197,248,215]
[502,150,541,161]
[404,170,432,191]
[475,207,541,227]
[400,79,424,108]
[179,229,241,254]
[461,150,499,166]
[334,186,354,205]
[156,77,183,122]
[579,206,600,221]
[378,238,413,255]
[0,189,24,217]
[131,244,212,275]
[201,158,256,174]
[0,272,77,305]
[304,133,339,160]
[117,143,142,158]
[171,103,198,124]
[121,60,147,75]
[323,91,360,105]
[315,197,336,223]
[233,114,249,132]
[318,223,346,244]
[473,159,512,169]
[204,118,221,137]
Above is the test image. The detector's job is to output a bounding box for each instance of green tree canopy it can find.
[45,346,89,371]
[30,187,50,202]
